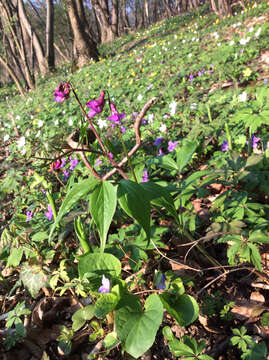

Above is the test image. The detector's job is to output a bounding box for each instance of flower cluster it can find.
[54,82,71,103]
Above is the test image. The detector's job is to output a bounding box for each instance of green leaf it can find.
[248,243,262,271]
[157,155,179,171]
[261,312,269,327]
[103,332,119,349]
[162,326,174,341]
[168,339,194,357]
[20,264,47,298]
[49,177,99,241]
[115,294,163,358]
[140,181,179,224]
[176,140,198,173]
[248,342,267,360]
[78,252,121,279]
[89,181,117,252]
[117,180,151,241]
[94,293,119,318]
[160,293,199,326]
[6,248,23,268]
[72,305,95,331]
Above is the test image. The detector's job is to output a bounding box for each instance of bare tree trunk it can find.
[0,0,35,89]
[65,0,99,67]
[211,0,232,17]
[17,0,49,76]
[46,0,55,71]
[91,0,117,43]
[0,55,25,96]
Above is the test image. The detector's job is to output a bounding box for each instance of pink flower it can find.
[86,91,105,118]
[168,140,178,152]
[107,103,126,124]
[54,82,71,102]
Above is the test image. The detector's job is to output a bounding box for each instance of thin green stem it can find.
[117,128,137,183]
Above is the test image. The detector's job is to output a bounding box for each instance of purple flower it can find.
[154,137,164,147]
[168,140,178,152]
[141,169,149,183]
[158,149,164,156]
[108,152,114,159]
[264,79,268,84]
[107,103,126,124]
[121,126,126,133]
[198,69,205,77]
[95,158,102,167]
[252,134,260,149]
[240,48,244,53]
[63,170,69,181]
[60,157,66,168]
[26,211,34,222]
[156,273,166,290]
[98,275,110,293]
[189,73,194,82]
[69,156,78,171]
[45,205,53,221]
[221,140,229,152]
[86,91,105,118]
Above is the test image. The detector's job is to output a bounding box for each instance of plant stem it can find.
[117,128,137,182]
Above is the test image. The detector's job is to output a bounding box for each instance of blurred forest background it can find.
[0,0,240,93]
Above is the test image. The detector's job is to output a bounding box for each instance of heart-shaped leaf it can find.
[115,294,163,358]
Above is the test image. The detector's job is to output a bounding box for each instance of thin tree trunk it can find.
[46,0,55,71]
[0,55,25,96]
[17,0,49,76]
[65,0,99,67]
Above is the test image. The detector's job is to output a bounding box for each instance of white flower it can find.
[137,58,142,63]
[174,35,177,39]
[4,134,9,142]
[159,123,167,133]
[21,148,26,156]
[217,42,221,47]
[213,32,219,39]
[55,119,59,126]
[238,91,247,102]
[38,120,43,128]
[25,130,30,137]
[68,118,73,126]
[137,94,143,101]
[174,46,177,49]
[16,115,21,120]
[190,103,198,110]
[229,40,235,46]
[97,119,107,129]
[248,27,254,32]
[255,27,261,37]
[148,113,154,124]
[192,37,196,41]
[35,130,41,138]
[182,39,186,44]
[188,53,192,58]
[169,101,177,116]
[17,136,25,148]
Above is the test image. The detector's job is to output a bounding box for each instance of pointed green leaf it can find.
[140,182,179,224]
[89,181,117,252]
[176,140,198,172]
[117,180,151,240]
[49,177,99,241]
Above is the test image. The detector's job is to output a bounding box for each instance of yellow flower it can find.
[36,108,41,113]
[33,119,38,126]
[243,68,252,77]
[216,18,219,24]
